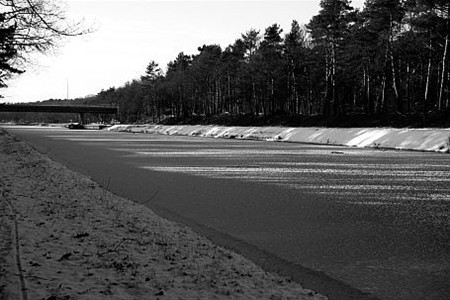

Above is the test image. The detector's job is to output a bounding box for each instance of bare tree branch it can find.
[0,0,93,89]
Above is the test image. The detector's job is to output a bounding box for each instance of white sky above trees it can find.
[3,0,363,103]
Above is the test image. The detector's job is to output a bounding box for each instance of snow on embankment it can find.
[108,124,450,153]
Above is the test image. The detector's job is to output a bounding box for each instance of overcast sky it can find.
[3,0,364,103]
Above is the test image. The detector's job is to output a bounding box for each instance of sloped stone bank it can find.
[109,125,450,153]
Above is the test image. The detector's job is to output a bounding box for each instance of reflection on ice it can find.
[140,165,450,181]
[140,164,450,204]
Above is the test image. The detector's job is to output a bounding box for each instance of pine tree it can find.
[285,20,310,115]
[259,24,284,116]
[241,29,261,115]
[191,45,223,115]
[308,0,355,115]
[141,61,162,122]
[222,39,246,114]
[362,0,406,113]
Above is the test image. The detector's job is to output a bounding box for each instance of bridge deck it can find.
[0,104,117,114]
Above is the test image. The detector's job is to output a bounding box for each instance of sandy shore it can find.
[0,129,326,299]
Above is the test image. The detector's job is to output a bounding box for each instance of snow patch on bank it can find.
[108,125,450,153]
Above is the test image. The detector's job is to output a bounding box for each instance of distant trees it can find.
[81,0,450,124]
[0,0,89,93]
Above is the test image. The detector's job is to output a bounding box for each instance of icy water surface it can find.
[131,142,450,228]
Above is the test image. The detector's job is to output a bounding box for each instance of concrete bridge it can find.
[0,104,118,124]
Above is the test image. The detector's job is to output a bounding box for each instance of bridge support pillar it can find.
[79,113,86,125]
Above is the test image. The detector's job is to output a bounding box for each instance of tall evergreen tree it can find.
[259,24,285,115]
[362,0,406,113]
[308,0,355,115]
[165,52,192,117]
[141,61,162,122]
[241,29,261,115]
[191,45,223,115]
[285,20,310,115]
[222,39,246,114]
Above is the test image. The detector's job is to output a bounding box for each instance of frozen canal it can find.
[5,126,450,300]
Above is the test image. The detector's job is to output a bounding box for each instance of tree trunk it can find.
[381,74,386,114]
[324,53,331,115]
[390,51,400,112]
[331,43,337,115]
[363,66,372,115]
[388,15,400,113]
[252,82,256,116]
[447,65,450,109]
[438,30,448,110]
[270,78,274,113]
[424,48,432,120]
[406,62,411,113]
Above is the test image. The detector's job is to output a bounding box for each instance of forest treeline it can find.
[19,0,450,126]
